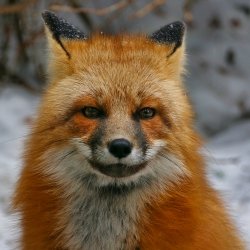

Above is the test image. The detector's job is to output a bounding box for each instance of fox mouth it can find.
[89,161,146,178]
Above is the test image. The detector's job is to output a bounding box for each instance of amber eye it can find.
[139,107,156,119]
[81,106,103,119]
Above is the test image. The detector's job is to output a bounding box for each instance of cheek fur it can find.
[71,113,99,141]
[141,116,168,142]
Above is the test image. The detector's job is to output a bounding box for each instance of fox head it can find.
[32,11,195,193]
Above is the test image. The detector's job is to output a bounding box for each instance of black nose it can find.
[108,139,132,159]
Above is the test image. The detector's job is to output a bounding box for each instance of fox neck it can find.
[58,184,142,250]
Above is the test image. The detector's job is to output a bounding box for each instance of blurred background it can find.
[0,0,250,249]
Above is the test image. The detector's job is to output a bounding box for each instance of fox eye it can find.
[81,106,103,119]
[139,107,156,119]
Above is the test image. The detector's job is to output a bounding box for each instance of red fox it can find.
[13,11,244,250]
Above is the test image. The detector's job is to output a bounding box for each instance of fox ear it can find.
[150,21,185,57]
[42,11,87,59]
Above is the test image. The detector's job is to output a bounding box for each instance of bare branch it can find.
[49,0,132,16]
[0,0,37,14]
[183,0,199,25]
[21,29,44,49]
[129,0,166,19]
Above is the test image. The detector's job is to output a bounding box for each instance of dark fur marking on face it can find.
[97,175,154,196]
[133,121,148,156]
[90,162,147,178]
[88,121,106,153]
[78,173,155,196]
[160,112,172,129]
[98,183,137,196]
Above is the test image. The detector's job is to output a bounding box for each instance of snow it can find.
[205,120,250,247]
[0,86,38,250]
[186,0,250,135]
[0,86,249,249]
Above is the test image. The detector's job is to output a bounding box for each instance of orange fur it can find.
[13,27,244,249]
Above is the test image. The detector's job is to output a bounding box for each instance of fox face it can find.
[36,12,191,193]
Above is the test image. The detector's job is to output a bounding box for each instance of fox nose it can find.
[108,139,132,159]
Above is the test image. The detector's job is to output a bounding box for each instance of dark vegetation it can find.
[0,0,196,91]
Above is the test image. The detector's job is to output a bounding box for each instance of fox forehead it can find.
[65,34,173,64]
[42,34,186,120]
[45,67,178,117]
[48,34,183,82]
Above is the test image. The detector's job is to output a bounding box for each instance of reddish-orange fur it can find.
[13,29,244,249]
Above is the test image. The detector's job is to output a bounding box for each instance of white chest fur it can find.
[60,187,142,250]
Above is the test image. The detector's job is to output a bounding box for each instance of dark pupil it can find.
[140,108,155,119]
[83,107,100,118]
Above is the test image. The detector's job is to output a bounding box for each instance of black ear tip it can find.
[41,10,86,40]
[168,21,186,35]
[169,21,186,30]
[150,21,186,47]
[41,10,56,24]
[41,10,49,19]
[41,10,51,18]
[41,10,63,33]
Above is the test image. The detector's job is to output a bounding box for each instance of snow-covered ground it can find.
[205,120,250,248]
[0,85,249,249]
[0,86,38,250]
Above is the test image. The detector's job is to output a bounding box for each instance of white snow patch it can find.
[204,120,250,248]
[0,86,38,250]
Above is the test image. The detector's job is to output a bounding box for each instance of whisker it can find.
[56,149,78,167]
[0,119,68,145]
[0,126,57,145]
[158,152,182,169]
[43,138,70,148]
